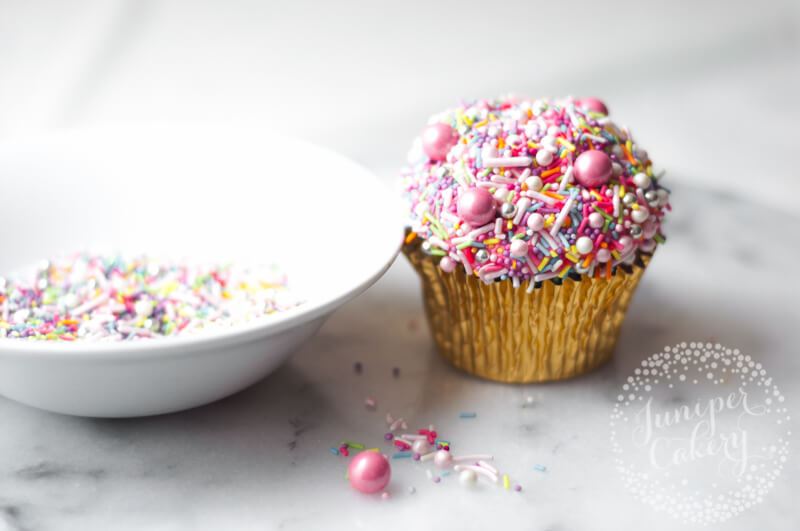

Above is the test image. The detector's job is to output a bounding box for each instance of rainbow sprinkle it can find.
[0,253,302,342]
[402,96,671,285]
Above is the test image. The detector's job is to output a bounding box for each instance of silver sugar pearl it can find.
[500,203,517,219]
[630,224,643,239]
[421,241,433,254]
[475,249,490,263]
[622,192,637,207]
[645,190,659,207]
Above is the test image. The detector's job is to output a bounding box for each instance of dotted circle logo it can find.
[610,342,791,525]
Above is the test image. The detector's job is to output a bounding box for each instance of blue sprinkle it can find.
[329,447,340,456]
[392,452,412,459]
[459,412,477,419]
[534,464,547,472]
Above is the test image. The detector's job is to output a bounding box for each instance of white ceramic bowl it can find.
[0,126,402,417]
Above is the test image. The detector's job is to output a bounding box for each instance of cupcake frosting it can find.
[401,96,670,287]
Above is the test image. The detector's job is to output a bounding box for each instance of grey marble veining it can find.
[0,185,798,531]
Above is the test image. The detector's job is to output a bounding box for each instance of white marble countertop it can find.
[1,185,798,531]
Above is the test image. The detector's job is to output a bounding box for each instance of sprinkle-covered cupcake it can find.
[401,96,670,382]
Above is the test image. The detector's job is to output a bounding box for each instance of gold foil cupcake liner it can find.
[404,243,650,383]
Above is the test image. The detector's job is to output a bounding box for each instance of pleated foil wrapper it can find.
[404,243,651,383]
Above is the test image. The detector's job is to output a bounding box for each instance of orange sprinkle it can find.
[541,167,561,178]
[622,145,637,165]
[404,232,418,244]
[605,261,612,279]
[542,191,566,200]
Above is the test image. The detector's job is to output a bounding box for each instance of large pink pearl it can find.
[348,451,391,494]
[457,187,496,226]
[577,97,608,115]
[573,150,612,188]
[422,123,457,161]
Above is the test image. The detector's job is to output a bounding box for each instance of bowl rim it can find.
[0,126,402,359]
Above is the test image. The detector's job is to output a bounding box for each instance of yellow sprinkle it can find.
[511,259,517,269]
[557,138,576,151]
[590,190,604,201]
[565,253,579,263]
[484,238,499,245]
[222,290,232,299]
[559,266,571,278]
[474,119,488,129]
[611,250,621,260]
[527,141,539,149]
[507,220,513,230]
[503,474,510,490]
[538,257,550,271]
[632,204,639,210]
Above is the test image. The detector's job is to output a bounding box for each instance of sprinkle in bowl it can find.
[0,126,402,417]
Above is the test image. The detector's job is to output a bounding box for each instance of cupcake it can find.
[401,96,670,383]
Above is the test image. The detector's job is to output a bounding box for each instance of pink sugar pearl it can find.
[573,150,612,188]
[422,123,457,161]
[457,187,496,226]
[577,97,608,115]
[348,451,391,494]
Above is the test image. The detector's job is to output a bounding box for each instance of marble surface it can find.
[1,185,798,531]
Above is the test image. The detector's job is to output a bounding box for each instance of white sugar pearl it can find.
[434,450,453,469]
[134,300,154,317]
[612,162,623,176]
[633,173,651,189]
[657,189,669,206]
[576,236,593,255]
[588,212,604,229]
[596,248,611,262]
[536,149,554,166]
[641,239,657,253]
[459,469,478,487]
[619,236,633,253]
[631,208,649,224]
[525,175,543,191]
[547,125,561,136]
[527,213,544,231]
[494,188,508,201]
[412,439,432,454]
[541,135,558,148]
[510,239,529,257]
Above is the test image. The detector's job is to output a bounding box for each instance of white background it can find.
[2,0,799,213]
